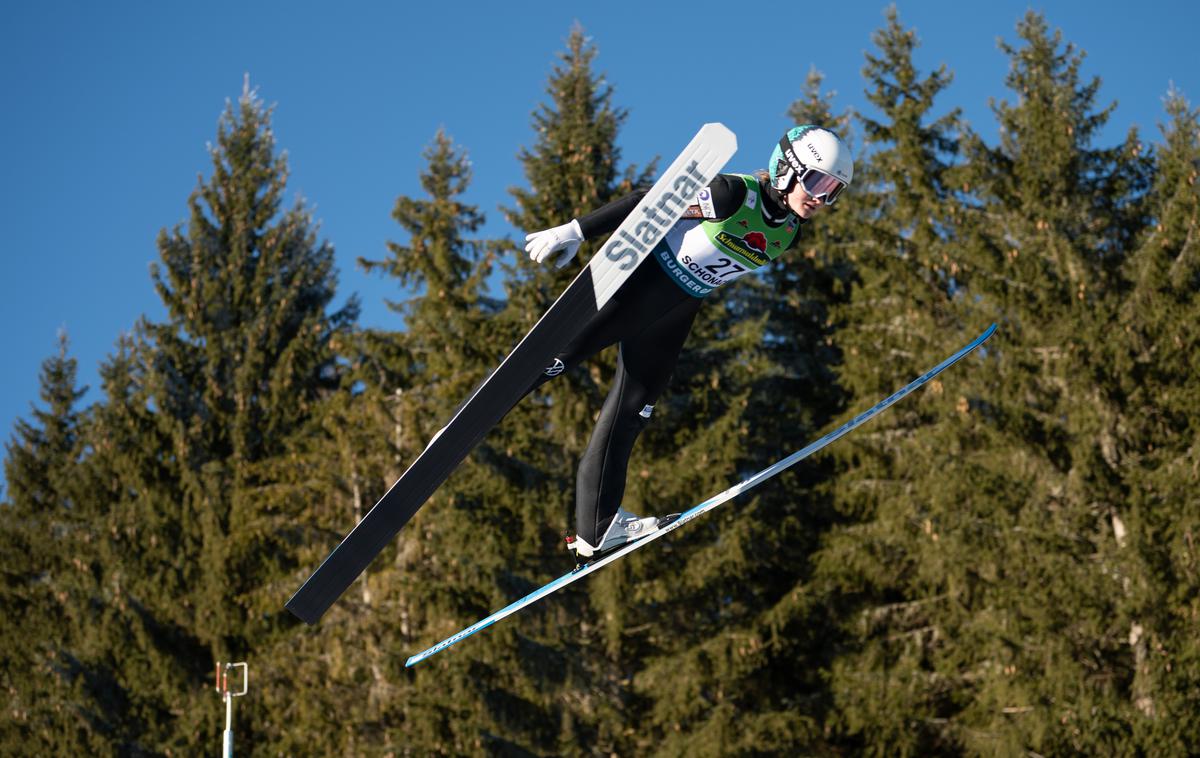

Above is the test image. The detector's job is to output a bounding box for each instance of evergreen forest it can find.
[3,10,1198,756]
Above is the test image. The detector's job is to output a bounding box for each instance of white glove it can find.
[524,219,584,269]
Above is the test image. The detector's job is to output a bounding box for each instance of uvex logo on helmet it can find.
[783,147,803,174]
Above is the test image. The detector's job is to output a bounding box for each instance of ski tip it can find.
[971,322,999,349]
[698,122,737,151]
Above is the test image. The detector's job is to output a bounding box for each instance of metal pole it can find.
[216,662,248,758]
[223,689,233,758]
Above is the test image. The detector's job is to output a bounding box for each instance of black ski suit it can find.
[527,174,804,545]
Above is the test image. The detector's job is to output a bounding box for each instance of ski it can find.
[404,323,997,667]
[286,123,738,625]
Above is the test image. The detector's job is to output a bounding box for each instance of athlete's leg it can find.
[574,295,702,544]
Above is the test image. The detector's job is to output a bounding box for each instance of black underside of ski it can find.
[286,124,738,624]
[286,273,599,624]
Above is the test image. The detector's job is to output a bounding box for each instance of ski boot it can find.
[565,507,680,569]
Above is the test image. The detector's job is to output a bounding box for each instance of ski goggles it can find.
[776,134,847,204]
[796,167,846,205]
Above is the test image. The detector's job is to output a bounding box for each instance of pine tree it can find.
[794,10,973,753]
[354,128,535,752]
[0,334,101,753]
[817,11,1149,754]
[72,333,209,753]
[950,13,1149,754]
[359,128,499,423]
[260,128,549,754]
[152,79,356,621]
[62,80,359,753]
[3,333,86,514]
[1109,88,1200,753]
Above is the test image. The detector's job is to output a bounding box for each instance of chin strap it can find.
[760,177,794,223]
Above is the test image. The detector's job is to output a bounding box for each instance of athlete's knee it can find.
[610,400,655,445]
[618,383,657,424]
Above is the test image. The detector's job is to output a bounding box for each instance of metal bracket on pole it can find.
[215,662,248,758]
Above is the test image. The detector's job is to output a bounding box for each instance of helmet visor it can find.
[798,168,846,205]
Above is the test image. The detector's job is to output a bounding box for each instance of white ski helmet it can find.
[768,125,853,200]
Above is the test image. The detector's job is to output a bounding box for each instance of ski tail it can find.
[403,324,997,666]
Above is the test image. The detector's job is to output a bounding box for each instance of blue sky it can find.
[1,1,1196,489]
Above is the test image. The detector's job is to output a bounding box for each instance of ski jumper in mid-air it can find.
[521,125,854,562]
